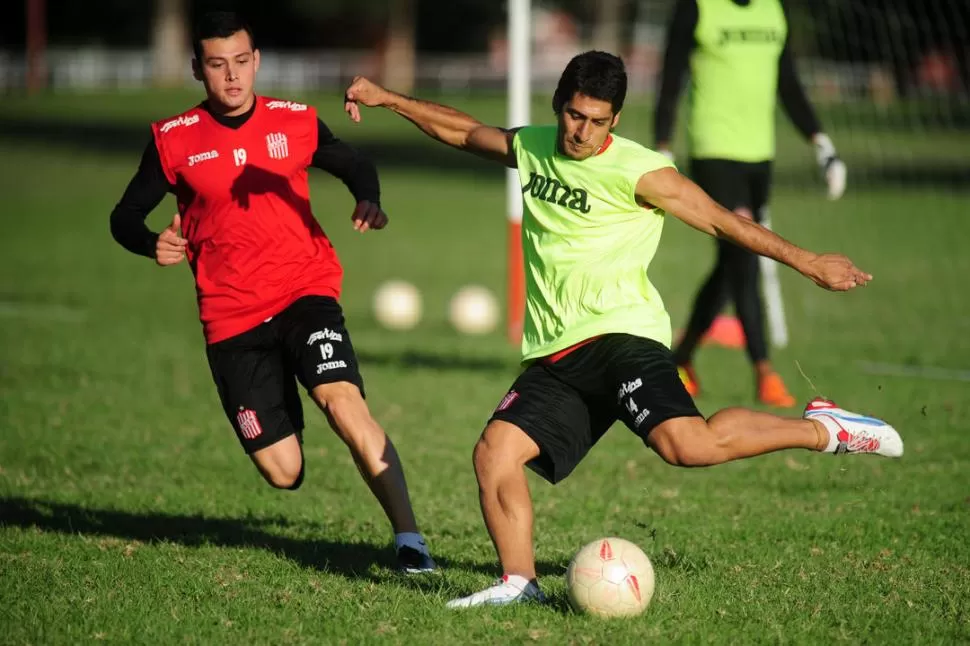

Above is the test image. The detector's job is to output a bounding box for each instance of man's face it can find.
[556,92,620,160]
[193,30,259,115]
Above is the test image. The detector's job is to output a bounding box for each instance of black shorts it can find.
[489,334,702,484]
[690,158,773,219]
[205,296,365,454]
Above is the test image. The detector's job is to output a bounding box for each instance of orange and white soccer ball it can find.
[566,537,655,617]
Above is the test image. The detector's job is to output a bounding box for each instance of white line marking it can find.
[856,361,970,383]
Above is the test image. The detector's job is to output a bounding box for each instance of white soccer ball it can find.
[373,280,422,330]
[566,537,655,618]
[448,285,499,335]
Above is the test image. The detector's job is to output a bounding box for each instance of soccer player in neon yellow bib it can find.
[654,0,847,407]
[345,52,901,608]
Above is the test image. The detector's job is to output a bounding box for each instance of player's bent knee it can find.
[472,438,490,477]
[261,460,304,489]
[312,381,366,426]
[286,461,306,490]
[472,433,502,480]
[473,421,540,483]
[648,417,720,467]
[313,381,363,410]
[252,436,305,489]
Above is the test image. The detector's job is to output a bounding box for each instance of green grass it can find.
[1,91,969,644]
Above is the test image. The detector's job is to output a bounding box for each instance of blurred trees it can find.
[3,0,966,96]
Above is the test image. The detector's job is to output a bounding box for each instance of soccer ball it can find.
[448,285,499,335]
[566,537,655,617]
[373,280,422,330]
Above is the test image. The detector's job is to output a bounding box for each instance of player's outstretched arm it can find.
[344,76,517,168]
[636,168,871,292]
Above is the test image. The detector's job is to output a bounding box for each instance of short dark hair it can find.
[552,51,628,115]
[192,11,255,60]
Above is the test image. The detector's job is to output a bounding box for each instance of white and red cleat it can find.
[446,574,546,609]
[803,397,903,457]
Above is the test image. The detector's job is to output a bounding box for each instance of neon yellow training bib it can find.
[512,126,675,361]
[689,0,788,161]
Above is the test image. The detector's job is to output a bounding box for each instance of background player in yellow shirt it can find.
[345,51,899,608]
[654,0,847,406]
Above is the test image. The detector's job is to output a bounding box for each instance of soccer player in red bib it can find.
[109,12,435,573]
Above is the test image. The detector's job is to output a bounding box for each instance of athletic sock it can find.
[394,532,429,555]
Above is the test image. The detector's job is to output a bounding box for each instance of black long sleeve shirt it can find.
[110,100,381,258]
[653,0,822,148]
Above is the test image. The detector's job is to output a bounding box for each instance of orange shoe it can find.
[758,373,796,408]
[677,364,700,397]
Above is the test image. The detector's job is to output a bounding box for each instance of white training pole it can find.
[506,0,530,343]
[759,209,789,348]
[507,0,530,216]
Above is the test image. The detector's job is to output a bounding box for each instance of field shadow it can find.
[0,496,563,585]
[356,348,515,374]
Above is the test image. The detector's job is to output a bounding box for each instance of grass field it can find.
[1,90,969,644]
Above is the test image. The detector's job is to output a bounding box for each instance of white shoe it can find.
[445,574,546,609]
[804,397,903,457]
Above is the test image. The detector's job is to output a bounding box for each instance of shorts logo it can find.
[496,390,519,412]
[313,334,349,374]
[307,329,343,345]
[633,406,650,428]
[266,132,289,160]
[237,408,263,440]
[622,393,651,428]
[625,397,638,415]
[617,378,642,402]
[317,359,348,374]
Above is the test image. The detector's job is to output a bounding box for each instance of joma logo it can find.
[522,172,591,214]
[717,28,782,47]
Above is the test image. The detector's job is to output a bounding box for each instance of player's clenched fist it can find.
[155,213,187,266]
[804,253,872,292]
[344,76,389,123]
[351,200,388,233]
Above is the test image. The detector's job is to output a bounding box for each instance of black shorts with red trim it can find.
[205,296,365,454]
[489,334,701,484]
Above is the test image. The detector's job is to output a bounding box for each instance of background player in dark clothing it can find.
[109,11,435,573]
[654,0,847,407]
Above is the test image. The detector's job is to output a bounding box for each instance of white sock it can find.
[394,532,429,554]
[812,415,841,453]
